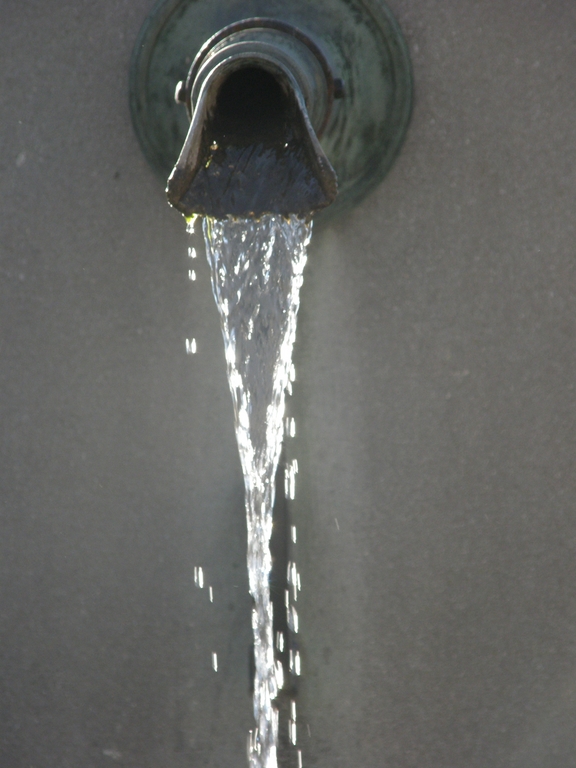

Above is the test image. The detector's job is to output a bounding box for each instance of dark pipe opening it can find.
[212,66,290,146]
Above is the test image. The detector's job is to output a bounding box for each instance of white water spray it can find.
[198,214,312,768]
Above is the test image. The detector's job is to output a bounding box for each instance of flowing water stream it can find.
[197,214,312,768]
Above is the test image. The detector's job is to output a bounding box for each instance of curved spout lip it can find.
[166,68,217,207]
[166,56,338,219]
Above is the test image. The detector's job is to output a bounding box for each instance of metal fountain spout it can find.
[130,1,412,224]
[166,20,339,219]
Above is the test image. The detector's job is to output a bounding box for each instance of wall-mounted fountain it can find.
[130,1,411,765]
[130,0,412,222]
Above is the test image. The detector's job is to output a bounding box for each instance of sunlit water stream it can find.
[196,214,312,768]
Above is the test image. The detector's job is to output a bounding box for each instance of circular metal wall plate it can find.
[130,0,412,222]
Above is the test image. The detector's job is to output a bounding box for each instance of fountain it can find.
[130,2,411,765]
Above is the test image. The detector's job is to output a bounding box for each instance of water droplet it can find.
[288,562,299,601]
[189,269,196,281]
[290,418,296,437]
[289,606,299,633]
[212,652,218,671]
[289,719,297,745]
[298,749,303,768]
[188,245,197,258]
[284,461,298,500]
[275,660,284,690]
[335,518,340,531]
[209,586,213,602]
[194,566,204,588]
[186,338,197,355]
[291,526,297,543]
[294,651,301,676]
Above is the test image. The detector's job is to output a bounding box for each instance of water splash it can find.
[200,214,312,768]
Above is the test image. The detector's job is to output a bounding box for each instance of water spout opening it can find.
[167,61,337,219]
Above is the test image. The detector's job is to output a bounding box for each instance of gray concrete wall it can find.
[1,1,575,767]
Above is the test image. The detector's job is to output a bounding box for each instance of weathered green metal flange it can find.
[130,0,412,222]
